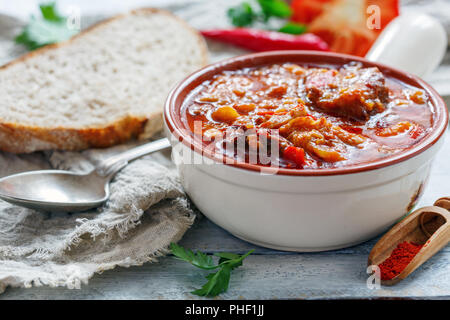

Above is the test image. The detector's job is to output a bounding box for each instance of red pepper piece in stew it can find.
[283,146,306,168]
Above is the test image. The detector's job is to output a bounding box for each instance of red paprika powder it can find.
[378,241,423,280]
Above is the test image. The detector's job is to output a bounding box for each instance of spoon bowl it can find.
[0,138,171,212]
[0,170,109,212]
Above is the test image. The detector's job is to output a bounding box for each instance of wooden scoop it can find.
[368,197,450,285]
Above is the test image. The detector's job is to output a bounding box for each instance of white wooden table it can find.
[1,111,449,299]
[1,211,449,299]
[0,0,449,300]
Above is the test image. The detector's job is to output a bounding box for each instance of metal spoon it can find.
[0,138,171,212]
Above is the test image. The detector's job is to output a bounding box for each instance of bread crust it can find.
[0,8,208,153]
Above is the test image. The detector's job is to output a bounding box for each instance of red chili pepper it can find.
[200,28,329,52]
[283,146,306,167]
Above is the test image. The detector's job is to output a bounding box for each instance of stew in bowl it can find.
[164,51,448,251]
[168,51,447,175]
[182,62,434,170]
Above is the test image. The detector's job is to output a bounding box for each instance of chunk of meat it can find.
[305,65,389,120]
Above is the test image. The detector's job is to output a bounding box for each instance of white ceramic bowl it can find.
[164,51,448,252]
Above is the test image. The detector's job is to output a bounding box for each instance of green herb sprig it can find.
[170,242,254,297]
[258,0,292,20]
[227,0,306,35]
[15,2,79,51]
[278,21,308,35]
[227,2,257,27]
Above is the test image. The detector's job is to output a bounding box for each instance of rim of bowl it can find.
[164,50,448,176]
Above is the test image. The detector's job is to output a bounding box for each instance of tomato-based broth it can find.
[182,62,434,169]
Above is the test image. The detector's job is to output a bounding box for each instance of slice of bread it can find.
[0,8,208,153]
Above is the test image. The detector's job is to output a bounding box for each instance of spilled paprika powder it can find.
[378,241,424,280]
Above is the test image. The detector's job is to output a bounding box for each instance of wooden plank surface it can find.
[1,99,450,300]
[0,2,449,299]
[1,218,449,300]
[0,97,449,301]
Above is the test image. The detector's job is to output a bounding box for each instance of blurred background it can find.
[1,0,450,96]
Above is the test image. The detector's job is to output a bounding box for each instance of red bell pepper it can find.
[290,0,399,56]
[283,146,306,167]
[200,28,329,52]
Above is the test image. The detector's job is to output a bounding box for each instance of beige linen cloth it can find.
[0,146,196,293]
[0,0,449,294]
[0,13,200,293]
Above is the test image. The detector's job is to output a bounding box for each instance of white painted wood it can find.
[0,1,449,300]
[1,251,449,300]
[1,105,449,300]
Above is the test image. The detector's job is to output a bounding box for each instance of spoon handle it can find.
[96,138,171,177]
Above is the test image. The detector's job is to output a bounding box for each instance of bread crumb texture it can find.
[0,9,208,153]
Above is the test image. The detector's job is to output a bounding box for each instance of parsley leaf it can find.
[227,2,256,27]
[15,2,79,51]
[227,0,294,28]
[278,22,307,35]
[215,250,253,269]
[170,242,217,270]
[39,2,64,22]
[170,243,254,297]
[215,252,242,264]
[191,265,232,297]
[257,0,292,20]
